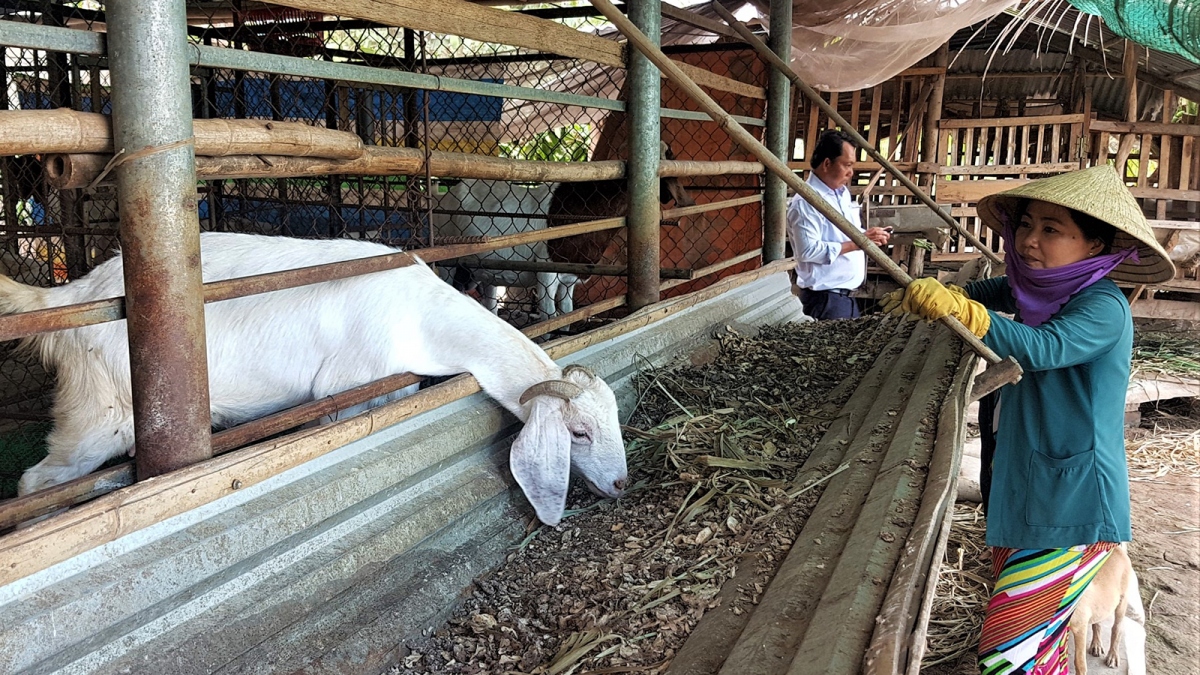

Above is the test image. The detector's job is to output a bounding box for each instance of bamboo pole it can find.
[708,2,1003,267]
[44,149,628,189]
[458,258,695,279]
[45,151,764,190]
[0,110,365,159]
[592,0,1020,397]
[662,194,762,219]
[659,159,763,176]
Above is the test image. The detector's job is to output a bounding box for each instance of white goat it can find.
[0,232,627,526]
[433,179,577,318]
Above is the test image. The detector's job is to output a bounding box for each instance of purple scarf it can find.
[1003,225,1139,326]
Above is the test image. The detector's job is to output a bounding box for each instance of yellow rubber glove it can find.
[880,282,966,316]
[900,277,991,337]
[880,288,905,315]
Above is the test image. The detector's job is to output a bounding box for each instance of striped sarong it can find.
[978,542,1117,674]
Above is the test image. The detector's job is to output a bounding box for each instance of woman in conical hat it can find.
[888,165,1173,675]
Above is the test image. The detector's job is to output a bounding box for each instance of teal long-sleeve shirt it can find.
[964,276,1132,549]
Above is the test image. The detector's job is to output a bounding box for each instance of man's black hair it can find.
[811,129,855,170]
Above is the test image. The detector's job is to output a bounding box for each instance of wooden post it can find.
[1115,40,1140,172]
[920,44,948,191]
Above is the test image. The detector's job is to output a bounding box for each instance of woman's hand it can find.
[880,282,969,317]
[901,278,991,337]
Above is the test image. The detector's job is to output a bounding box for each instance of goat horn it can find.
[519,379,584,405]
[561,364,596,380]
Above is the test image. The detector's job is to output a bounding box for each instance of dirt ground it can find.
[1127,474,1200,675]
[923,401,1200,675]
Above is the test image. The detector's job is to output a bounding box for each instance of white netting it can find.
[789,0,1021,91]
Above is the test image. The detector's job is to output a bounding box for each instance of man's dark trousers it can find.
[799,288,860,320]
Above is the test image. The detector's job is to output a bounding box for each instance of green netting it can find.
[1068,0,1200,64]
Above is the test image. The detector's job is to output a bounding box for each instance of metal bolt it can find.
[231,479,243,490]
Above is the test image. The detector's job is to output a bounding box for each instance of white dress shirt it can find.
[786,173,866,292]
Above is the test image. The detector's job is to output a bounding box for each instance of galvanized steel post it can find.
[626,0,661,310]
[106,0,214,479]
[763,0,792,262]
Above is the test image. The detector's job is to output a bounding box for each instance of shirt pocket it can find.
[1025,449,1105,528]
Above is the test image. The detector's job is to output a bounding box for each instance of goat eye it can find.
[571,429,590,441]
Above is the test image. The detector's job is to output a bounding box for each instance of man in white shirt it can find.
[787,130,891,320]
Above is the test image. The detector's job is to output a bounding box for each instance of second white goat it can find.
[1,232,628,526]
[434,178,577,318]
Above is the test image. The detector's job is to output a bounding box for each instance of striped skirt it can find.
[978,542,1117,675]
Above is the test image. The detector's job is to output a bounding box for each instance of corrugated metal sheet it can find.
[945,49,1168,120]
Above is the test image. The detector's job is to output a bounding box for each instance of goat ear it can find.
[510,397,571,526]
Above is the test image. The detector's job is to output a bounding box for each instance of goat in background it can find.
[433,178,577,320]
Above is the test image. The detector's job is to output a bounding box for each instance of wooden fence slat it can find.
[1181,135,1194,190]
[939,113,1086,129]
[674,61,766,99]
[868,85,883,150]
[1130,186,1200,201]
[1138,133,1151,189]
[1097,131,1111,165]
[850,90,861,139]
[272,0,624,66]
[937,162,1078,176]
[1090,120,1200,137]
[936,179,1032,204]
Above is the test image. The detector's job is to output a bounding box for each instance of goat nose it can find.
[613,477,628,492]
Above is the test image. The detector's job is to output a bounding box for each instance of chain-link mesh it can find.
[0,2,771,498]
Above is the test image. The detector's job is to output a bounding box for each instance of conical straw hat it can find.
[977,166,1175,284]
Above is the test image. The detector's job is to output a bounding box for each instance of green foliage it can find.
[1173,99,1198,124]
[499,124,593,163]
[0,422,51,499]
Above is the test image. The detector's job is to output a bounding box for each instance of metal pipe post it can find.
[762,0,792,262]
[106,0,213,479]
[626,0,661,310]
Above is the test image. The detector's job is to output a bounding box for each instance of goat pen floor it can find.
[922,400,1200,675]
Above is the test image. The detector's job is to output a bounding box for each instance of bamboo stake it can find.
[44,149,629,189]
[458,258,696,279]
[44,151,761,190]
[708,2,1003,267]
[0,110,365,159]
[591,0,1020,397]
